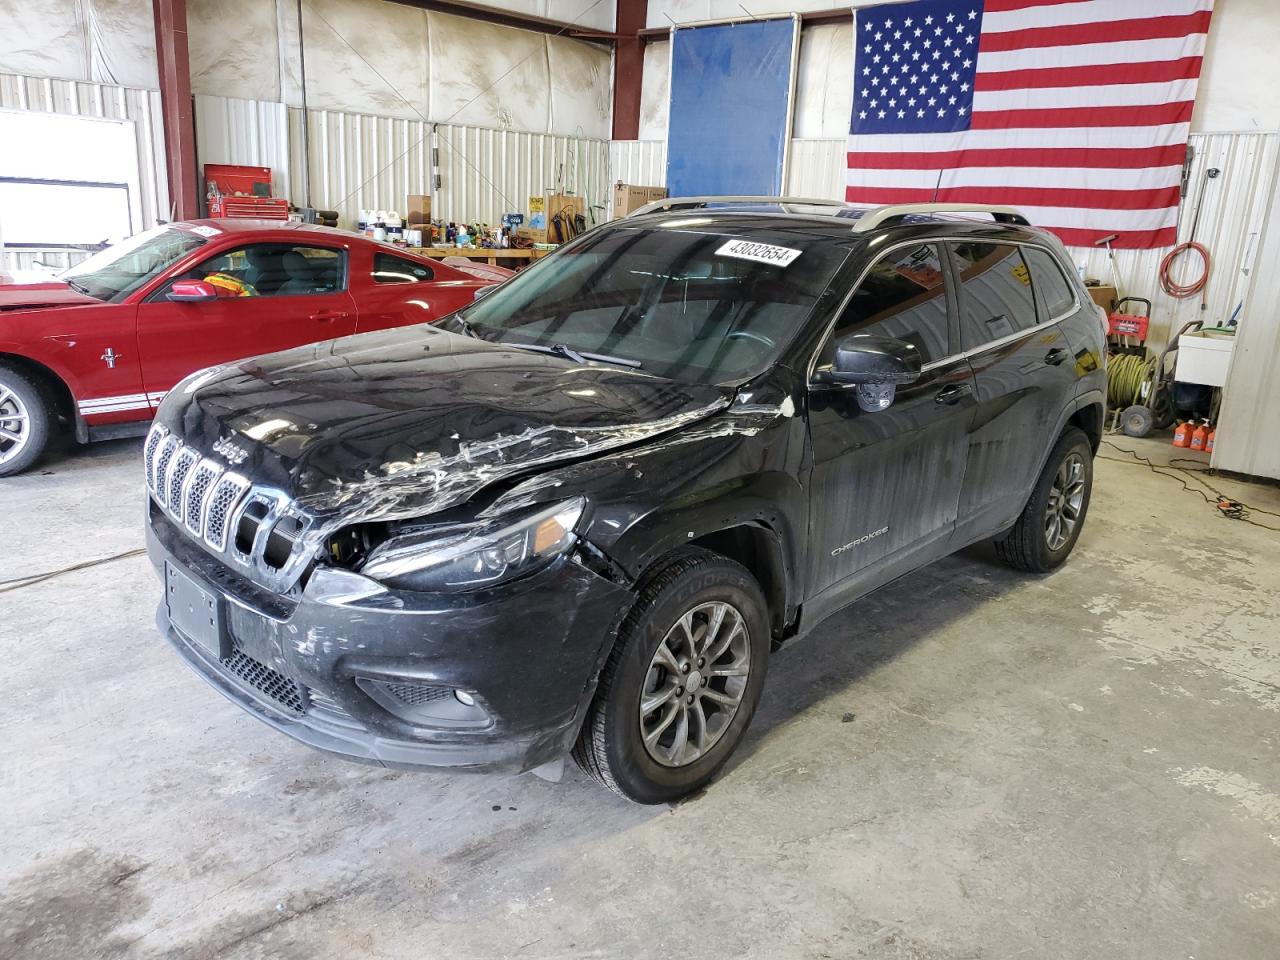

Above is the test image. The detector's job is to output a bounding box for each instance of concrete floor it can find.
[2,434,1278,960]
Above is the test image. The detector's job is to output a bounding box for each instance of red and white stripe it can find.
[846,0,1214,249]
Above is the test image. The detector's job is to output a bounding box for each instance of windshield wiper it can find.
[510,342,642,369]
[65,278,92,295]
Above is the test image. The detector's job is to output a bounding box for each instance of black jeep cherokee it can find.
[146,198,1106,803]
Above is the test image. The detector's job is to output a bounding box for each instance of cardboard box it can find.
[406,194,431,226]
[612,183,668,218]
[1086,284,1118,312]
[518,193,585,244]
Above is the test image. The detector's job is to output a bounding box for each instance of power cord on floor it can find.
[1099,440,1280,532]
[0,548,147,594]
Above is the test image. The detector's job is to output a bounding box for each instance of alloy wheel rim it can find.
[1045,453,1086,551]
[639,601,751,768]
[0,385,30,466]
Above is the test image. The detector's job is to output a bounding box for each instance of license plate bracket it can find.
[166,562,228,659]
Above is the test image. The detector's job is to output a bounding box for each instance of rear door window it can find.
[949,242,1039,350]
[815,243,950,373]
[1022,246,1077,321]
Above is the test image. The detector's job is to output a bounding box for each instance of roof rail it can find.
[626,195,850,218]
[850,203,1030,233]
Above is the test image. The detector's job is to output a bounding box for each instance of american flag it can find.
[846,0,1215,249]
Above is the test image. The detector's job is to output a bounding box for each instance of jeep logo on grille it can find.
[212,436,249,465]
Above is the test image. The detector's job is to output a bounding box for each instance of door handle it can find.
[934,383,973,405]
[310,310,350,323]
[1044,347,1068,366]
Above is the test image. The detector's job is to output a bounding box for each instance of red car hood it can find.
[0,281,101,312]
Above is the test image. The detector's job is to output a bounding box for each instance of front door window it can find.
[153,243,347,300]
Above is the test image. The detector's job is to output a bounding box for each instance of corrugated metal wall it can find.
[786,138,846,200]
[0,71,168,228]
[612,132,1278,350]
[428,122,610,227]
[194,94,291,196]
[2,247,92,273]
[1215,159,1280,479]
[1070,132,1279,348]
[195,96,611,231]
[608,140,668,194]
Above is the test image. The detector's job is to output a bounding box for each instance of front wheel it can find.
[0,364,52,478]
[573,549,770,804]
[993,427,1094,573]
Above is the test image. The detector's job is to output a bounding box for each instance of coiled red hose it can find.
[1159,242,1211,299]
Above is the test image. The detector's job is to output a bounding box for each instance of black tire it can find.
[993,427,1094,573]
[573,549,770,804]
[0,363,52,478]
[1119,404,1154,438]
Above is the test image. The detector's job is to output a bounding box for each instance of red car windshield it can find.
[62,226,206,303]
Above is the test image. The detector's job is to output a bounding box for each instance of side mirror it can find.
[472,285,496,302]
[819,335,923,413]
[831,335,923,385]
[168,280,217,303]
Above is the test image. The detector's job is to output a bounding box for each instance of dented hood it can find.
[162,325,731,528]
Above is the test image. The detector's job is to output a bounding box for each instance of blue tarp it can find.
[666,18,798,198]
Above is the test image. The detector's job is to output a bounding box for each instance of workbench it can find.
[405,247,552,268]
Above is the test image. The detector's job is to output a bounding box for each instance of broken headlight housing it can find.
[358,498,585,591]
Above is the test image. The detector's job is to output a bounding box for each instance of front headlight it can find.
[359,498,585,591]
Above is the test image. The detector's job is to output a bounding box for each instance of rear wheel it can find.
[994,427,1093,573]
[573,549,770,804]
[0,364,51,477]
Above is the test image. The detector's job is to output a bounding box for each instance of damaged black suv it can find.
[146,198,1105,803]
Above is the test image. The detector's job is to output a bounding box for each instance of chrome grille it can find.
[143,422,309,590]
[143,426,165,486]
[144,421,251,552]
[205,474,250,552]
[167,448,199,510]
[183,460,221,533]
[153,436,179,505]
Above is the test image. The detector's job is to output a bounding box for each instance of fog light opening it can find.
[454,689,476,706]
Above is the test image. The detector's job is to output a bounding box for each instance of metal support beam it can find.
[386,0,612,46]
[152,0,198,220]
[612,0,647,140]
[638,6,851,42]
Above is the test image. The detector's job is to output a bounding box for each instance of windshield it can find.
[458,222,853,385]
[61,225,207,302]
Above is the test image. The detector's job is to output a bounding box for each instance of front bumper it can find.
[148,512,633,775]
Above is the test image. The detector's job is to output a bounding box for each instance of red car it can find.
[0,220,495,476]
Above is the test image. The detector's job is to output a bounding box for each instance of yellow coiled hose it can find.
[1107,352,1157,408]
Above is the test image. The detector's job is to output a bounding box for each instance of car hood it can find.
[161,325,732,529]
[0,281,101,311]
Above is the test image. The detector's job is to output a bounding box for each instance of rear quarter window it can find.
[1022,246,1077,320]
[373,253,434,283]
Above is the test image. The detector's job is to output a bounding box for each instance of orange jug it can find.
[1190,421,1210,451]
[1206,427,1216,454]
[1173,421,1194,448]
